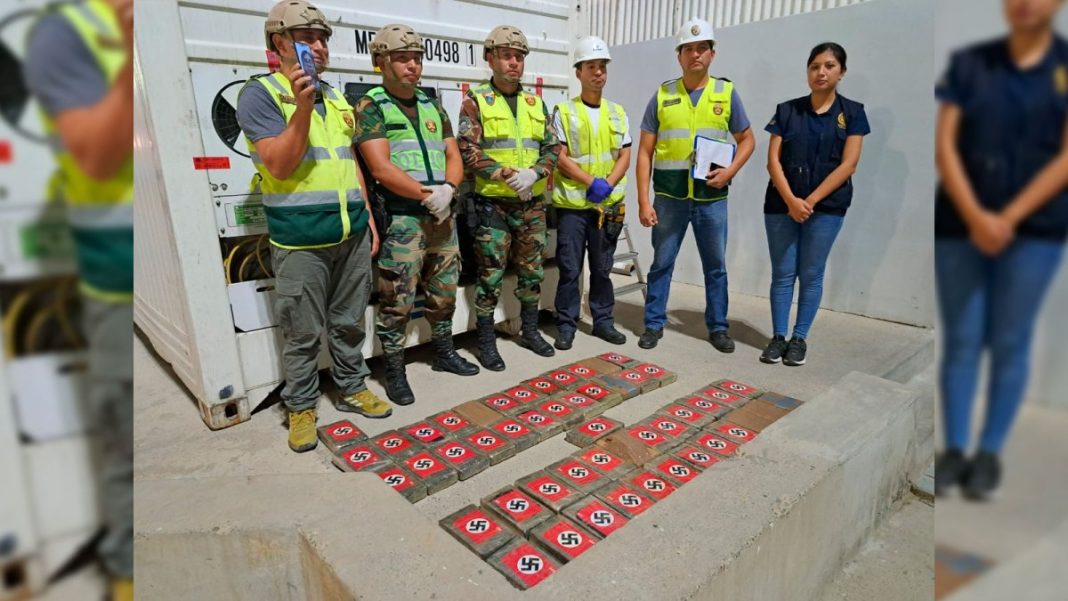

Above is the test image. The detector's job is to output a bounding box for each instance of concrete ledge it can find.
[945,517,1068,601]
[135,371,920,600]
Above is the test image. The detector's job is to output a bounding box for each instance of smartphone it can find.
[293,41,320,91]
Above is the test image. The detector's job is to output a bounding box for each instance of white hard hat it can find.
[675,17,715,51]
[573,36,611,67]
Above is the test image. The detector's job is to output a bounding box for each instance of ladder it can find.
[611,223,647,300]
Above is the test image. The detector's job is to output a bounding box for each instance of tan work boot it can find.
[338,389,392,418]
[112,578,133,601]
[287,408,318,452]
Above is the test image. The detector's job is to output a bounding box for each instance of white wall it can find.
[935,0,1068,410]
[605,0,936,328]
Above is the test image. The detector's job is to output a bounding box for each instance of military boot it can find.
[383,351,415,405]
[431,333,480,376]
[476,315,506,371]
[517,305,555,357]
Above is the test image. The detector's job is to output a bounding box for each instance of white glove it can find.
[420,185,454,224]
[505,168,539,200]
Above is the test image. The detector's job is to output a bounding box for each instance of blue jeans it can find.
[644,196,729,333]
[936,238,1064,453]
[764,212,845,339]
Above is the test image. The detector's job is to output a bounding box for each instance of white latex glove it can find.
[505,168,539,199]
[420,185,454,224]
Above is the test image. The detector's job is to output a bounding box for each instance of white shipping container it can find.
[134,0,575,429]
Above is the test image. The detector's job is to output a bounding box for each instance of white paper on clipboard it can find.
[691,135,735,180]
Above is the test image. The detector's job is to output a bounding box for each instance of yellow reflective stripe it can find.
[80,282,133,303]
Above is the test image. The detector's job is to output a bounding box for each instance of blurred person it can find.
[934,0,1068,499]
[457,25,561,371]
[761,43,870,366]
[550,36,632,351]
[236,0,382,450]
[634,17,756,353]
[23,0,133,598]
[355,24,479,406]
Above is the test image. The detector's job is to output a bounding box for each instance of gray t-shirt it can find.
[23,13,107,118]
[236,78,338,143]
[639,81,750,136]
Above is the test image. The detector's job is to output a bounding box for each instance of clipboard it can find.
[691,135,735,180]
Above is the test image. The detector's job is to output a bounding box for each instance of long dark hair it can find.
[807,42,847,71]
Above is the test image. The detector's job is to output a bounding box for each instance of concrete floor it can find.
[133,282,935,599]
[818,495,935,601]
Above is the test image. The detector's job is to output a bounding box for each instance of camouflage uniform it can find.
[457,81,561,317]
[355,93,460,353]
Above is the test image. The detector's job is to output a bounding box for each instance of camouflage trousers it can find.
[472,196,547,316]
[376,213,460,353]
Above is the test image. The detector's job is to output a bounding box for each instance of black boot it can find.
[383,351,415,405]
[431,333,480,376]
[476,315,506,371]
[517,305,555,357]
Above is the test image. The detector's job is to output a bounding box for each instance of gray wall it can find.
[934,0,1068,410]
[605,0,935,328]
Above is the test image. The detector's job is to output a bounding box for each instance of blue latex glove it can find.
[586,178,614,204]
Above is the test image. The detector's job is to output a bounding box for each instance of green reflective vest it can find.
[471,82,547,199]
[365,86,446,187]
[552,98,627,209]
[241,72,366,249]
[653,77,733,201]
[38,0,133,302]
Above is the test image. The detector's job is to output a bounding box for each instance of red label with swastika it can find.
[628,471,677,501]
[574,499,628,537]
[655,457,699,484]
[494,490,546,522]
[695,433,739,456]
[324,420,364,443]
[540,519,597,559]
[499,542,556,588]
[377,466,416,492]
[452,508,503,545]
[404,452,448,476]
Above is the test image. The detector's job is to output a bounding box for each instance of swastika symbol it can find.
[445,447,465,458]
[588,422,606,432]
[494,398,510,406]
[626,372,641,380]
[575,367,590,374]
[592,453,610,464]
[539,483,560,495]
[591,510,614,526]
[568,467,589,478]
[553,373,569,381]
[528,414,545,423]
[383,438,402,448]
[644,479,664,491]
[443,416,460,425]
[638,431,657,440]
[697,400,713,408]
[587,387,602,395]
[730,428,749,437]
[690,452,710,462]
[516,390,531,399]
[506,499,529,512]
[333,426,353,436]
[478,436,496,445]
[535,381,551,389]
[413,459,434,470]
[384,474,406,486]
[658,421,677,431]
[608,354,622,360]
[517,555,543,574]
[620,494,641,507]
[548,404,565,412]
[675,409,693,418]
[670,465,690,477]
[729,383,744,391]
[643,366,658,374]
[416,428,434,437]
[465,518,489,533]
[557,531,581,548]
[504,424,521,433]
[714,391,730,399]
[707,439,726,449]
[351,451,371,462]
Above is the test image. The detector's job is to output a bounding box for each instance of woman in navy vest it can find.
[934,0,1068,500]
[762,42,870,367]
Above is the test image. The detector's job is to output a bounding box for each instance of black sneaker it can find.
[760,335,788,364]
[962,452,1001,501]
[709,331,735,353]
[592,324,627,345]
[638,328,663,349]
[934,449,968,497]
[555,329,575,351]
[783,337,807,366]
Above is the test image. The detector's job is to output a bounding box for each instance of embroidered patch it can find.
[662,98,682,107]
[425,119,438,133]
[837,112,846,129]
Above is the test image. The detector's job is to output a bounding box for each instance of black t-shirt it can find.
[764,94,870,215]
[935,36,1068,240]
